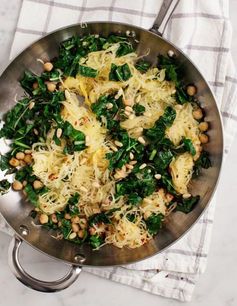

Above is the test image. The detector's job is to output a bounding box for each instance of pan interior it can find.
[0,22,223,266]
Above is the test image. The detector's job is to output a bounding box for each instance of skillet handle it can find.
[150,0,180,35]
[8,235,81,292]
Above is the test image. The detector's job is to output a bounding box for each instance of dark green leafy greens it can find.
[135,60,151,73]
[109,63,132,82]
[0,179,11,195]
[145,213,164,235]
[176,195,200,213]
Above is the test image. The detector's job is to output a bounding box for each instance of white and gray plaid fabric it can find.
[0,0,236,302]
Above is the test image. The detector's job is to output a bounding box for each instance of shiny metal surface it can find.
[8,235,81,292]
[0,22,223,268]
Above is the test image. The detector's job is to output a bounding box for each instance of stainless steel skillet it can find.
[0,0,223,292]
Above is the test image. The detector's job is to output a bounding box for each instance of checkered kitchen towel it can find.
[0,0,237,302]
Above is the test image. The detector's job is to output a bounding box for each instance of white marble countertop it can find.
[0,1,237,305]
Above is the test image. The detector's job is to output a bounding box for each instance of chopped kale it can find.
[109,63,132,82]
[145,213,164,235]
[193,151,211,177]
[0,179,11,195]
[78,65,98,78]
[89,235,104,249]
[133,104,145,116]
[176,195,200,213]
[183,138,196,156]
[89,213,111,226]
[135,60,151,73]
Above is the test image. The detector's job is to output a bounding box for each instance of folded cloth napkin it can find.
[1,0,237,302]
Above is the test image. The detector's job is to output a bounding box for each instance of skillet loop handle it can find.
[150,0,180,36]
[8,235,81,292]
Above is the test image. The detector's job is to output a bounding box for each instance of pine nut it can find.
[78,230,84,238]
[183,193,191,199]
[139,163,147,170]
[64,213,71,220]
[106,103,113,109]
[130,160,137,165]
[155,174,162,180]
[56,128,62,138]
[28,101,35,110]
[126,164,134,170]
[125,106,133,112]
[129,114,135,120]
[114,140,123,147]
[69,232,77,239]
[129,152,134,160]
[138,136,146,145]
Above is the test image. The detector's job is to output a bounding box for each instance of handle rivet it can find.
[19,225,29,236]
[74,254,86,263]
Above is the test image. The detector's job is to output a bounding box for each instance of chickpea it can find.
[46,82,56,92]
[33,180,43,190]
[200,133,209,144]
[199,121,209,132]
[9,157,20,167]
[39,214,49,224]
[78,230,84,239]
[24,154,32,164]
[12,180,23,191]
[43,62,53,72]
[79,218,87,229]
[89,227,96,235]
[64,213,71,220]
[51,213,58,223]
[186,85,197,96]
[71,216,80,223]
[192,108,203,120]
[32,82,38,89]
[71,223,79,233]
[16,152,25,160]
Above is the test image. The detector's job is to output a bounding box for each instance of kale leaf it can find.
[145,213,164,235]
[109,63,132,82]
[0,179,11,195]
[183,138,196,156]
[193,151,211,177]
[78,65,98,78]
[89,213,111,226]
[176,195,200,213]
[89,235,104,249]
[135,60,151,73]
[133,104,145,116]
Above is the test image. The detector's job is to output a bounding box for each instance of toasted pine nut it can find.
[129,152,134,160]
[154,174,161,180]
[183,193,191,199]
[106,103,113,109]
[139,163,147,170]
[69,232,77,240]
[56,128,62,138]
[138,136,146,145]
[114,140,123,147]
[28,101,35,110]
